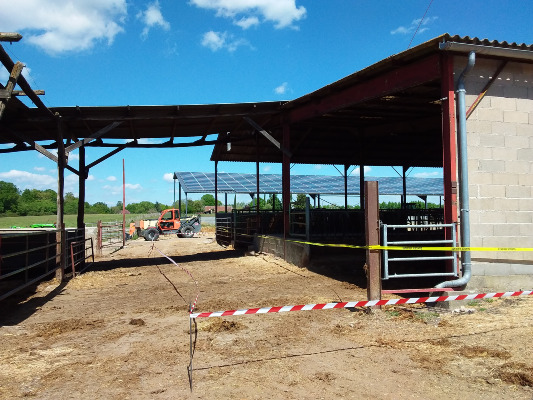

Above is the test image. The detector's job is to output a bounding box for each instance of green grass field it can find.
[0,214,157,229]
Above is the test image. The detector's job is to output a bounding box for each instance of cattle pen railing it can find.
[0,228,94,301]
[215,208,446,249]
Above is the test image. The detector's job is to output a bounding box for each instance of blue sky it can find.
[0,0,532,207]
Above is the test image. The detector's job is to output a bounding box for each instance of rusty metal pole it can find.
[364,181,381,305]
[122,159,126,248]
[214,160,218,216]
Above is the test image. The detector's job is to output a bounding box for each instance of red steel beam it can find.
[287,53,441,124]
[440,53,458,275]
[440,53,458,226]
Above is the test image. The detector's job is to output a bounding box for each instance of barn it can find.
[1,33,532,297]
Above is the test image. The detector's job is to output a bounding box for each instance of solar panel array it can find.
[174,172,443,196]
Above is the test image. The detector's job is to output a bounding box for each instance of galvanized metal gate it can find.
[381,223,458,280]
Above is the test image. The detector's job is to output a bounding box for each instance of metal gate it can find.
[381,223,458,280]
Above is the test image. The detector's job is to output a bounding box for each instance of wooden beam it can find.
[0,44,55,119]
[86,145,127,170]
[65,121,122,152]
[0,32,22,42]
[0,61,24,119]
[11,90,45,96]
[244,117,292,158]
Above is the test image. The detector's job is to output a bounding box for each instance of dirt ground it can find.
[1,233,533,399]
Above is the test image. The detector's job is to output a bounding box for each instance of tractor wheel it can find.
[144,228,159,241]
[181,226,194,238]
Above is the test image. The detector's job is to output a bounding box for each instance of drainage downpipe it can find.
[436,51,476,289]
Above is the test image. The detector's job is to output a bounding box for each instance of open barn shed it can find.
[1,33,533,298]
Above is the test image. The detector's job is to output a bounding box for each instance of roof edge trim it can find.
[440,41,533,61]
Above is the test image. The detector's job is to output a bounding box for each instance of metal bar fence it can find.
[0,228,92,301]
[69,237,95,276]
[382,223,458,280]
[0,230,60,301]
[97,220,124,253]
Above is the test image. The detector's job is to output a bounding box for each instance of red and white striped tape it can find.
[189,290,533,318]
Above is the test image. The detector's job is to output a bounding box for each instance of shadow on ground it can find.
[90,249,244,272]
[0,281,68,326]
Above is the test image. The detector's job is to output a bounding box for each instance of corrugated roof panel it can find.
[174,172,443,196]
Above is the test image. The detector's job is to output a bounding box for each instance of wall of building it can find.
[456,55,533,290]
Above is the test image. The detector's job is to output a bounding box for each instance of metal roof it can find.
[2,34,532,170]
[173,172,443,196]
[210,34,533,167]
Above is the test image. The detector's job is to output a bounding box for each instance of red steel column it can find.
[441,54,458,273]
[441,53,458,226]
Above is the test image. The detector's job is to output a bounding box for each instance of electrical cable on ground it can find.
[148,240,200,391]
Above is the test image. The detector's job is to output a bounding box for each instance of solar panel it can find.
[173,172,443,196]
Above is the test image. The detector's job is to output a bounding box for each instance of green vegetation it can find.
[0,181,227,219]
[0,214,155,229]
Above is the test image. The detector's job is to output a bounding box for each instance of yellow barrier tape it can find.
[216,228,531,252]
[258,236,533,252]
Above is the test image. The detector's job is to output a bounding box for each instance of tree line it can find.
[0,181,440,217]
[0,181,226,216]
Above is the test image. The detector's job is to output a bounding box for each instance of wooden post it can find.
[282,123,290,239]
[344,164,349,210]
[97,220,102,256]
[364,181,381,305]
[77,145,86,271]
[359,164,365,209]
[256,133,260,233]
[55,116,66,281]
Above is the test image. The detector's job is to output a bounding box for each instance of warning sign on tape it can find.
[189,290,533,318]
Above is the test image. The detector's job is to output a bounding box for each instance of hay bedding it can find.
[0,236,532,399]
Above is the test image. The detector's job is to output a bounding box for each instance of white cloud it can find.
[102,182,141,196]
[0,169,55,190]
[235,16,260,29]
[107,176,117,181]
[201,31,249,52]
[163,173,174,182]
[391,16,438,36]
[413,170,442,178]
[125,183,142,190]
[350,166,372,176]
[137,1,170,39]
[201,31,227,51]
[34,166,46,172]
[191,0,306,29]
[274,82,289,95]
[0,0,127,55]
[262,165,271,172]
[67,153,79,163]
[87,175,95,181]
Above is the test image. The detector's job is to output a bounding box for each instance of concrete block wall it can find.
[454,56,533,290]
